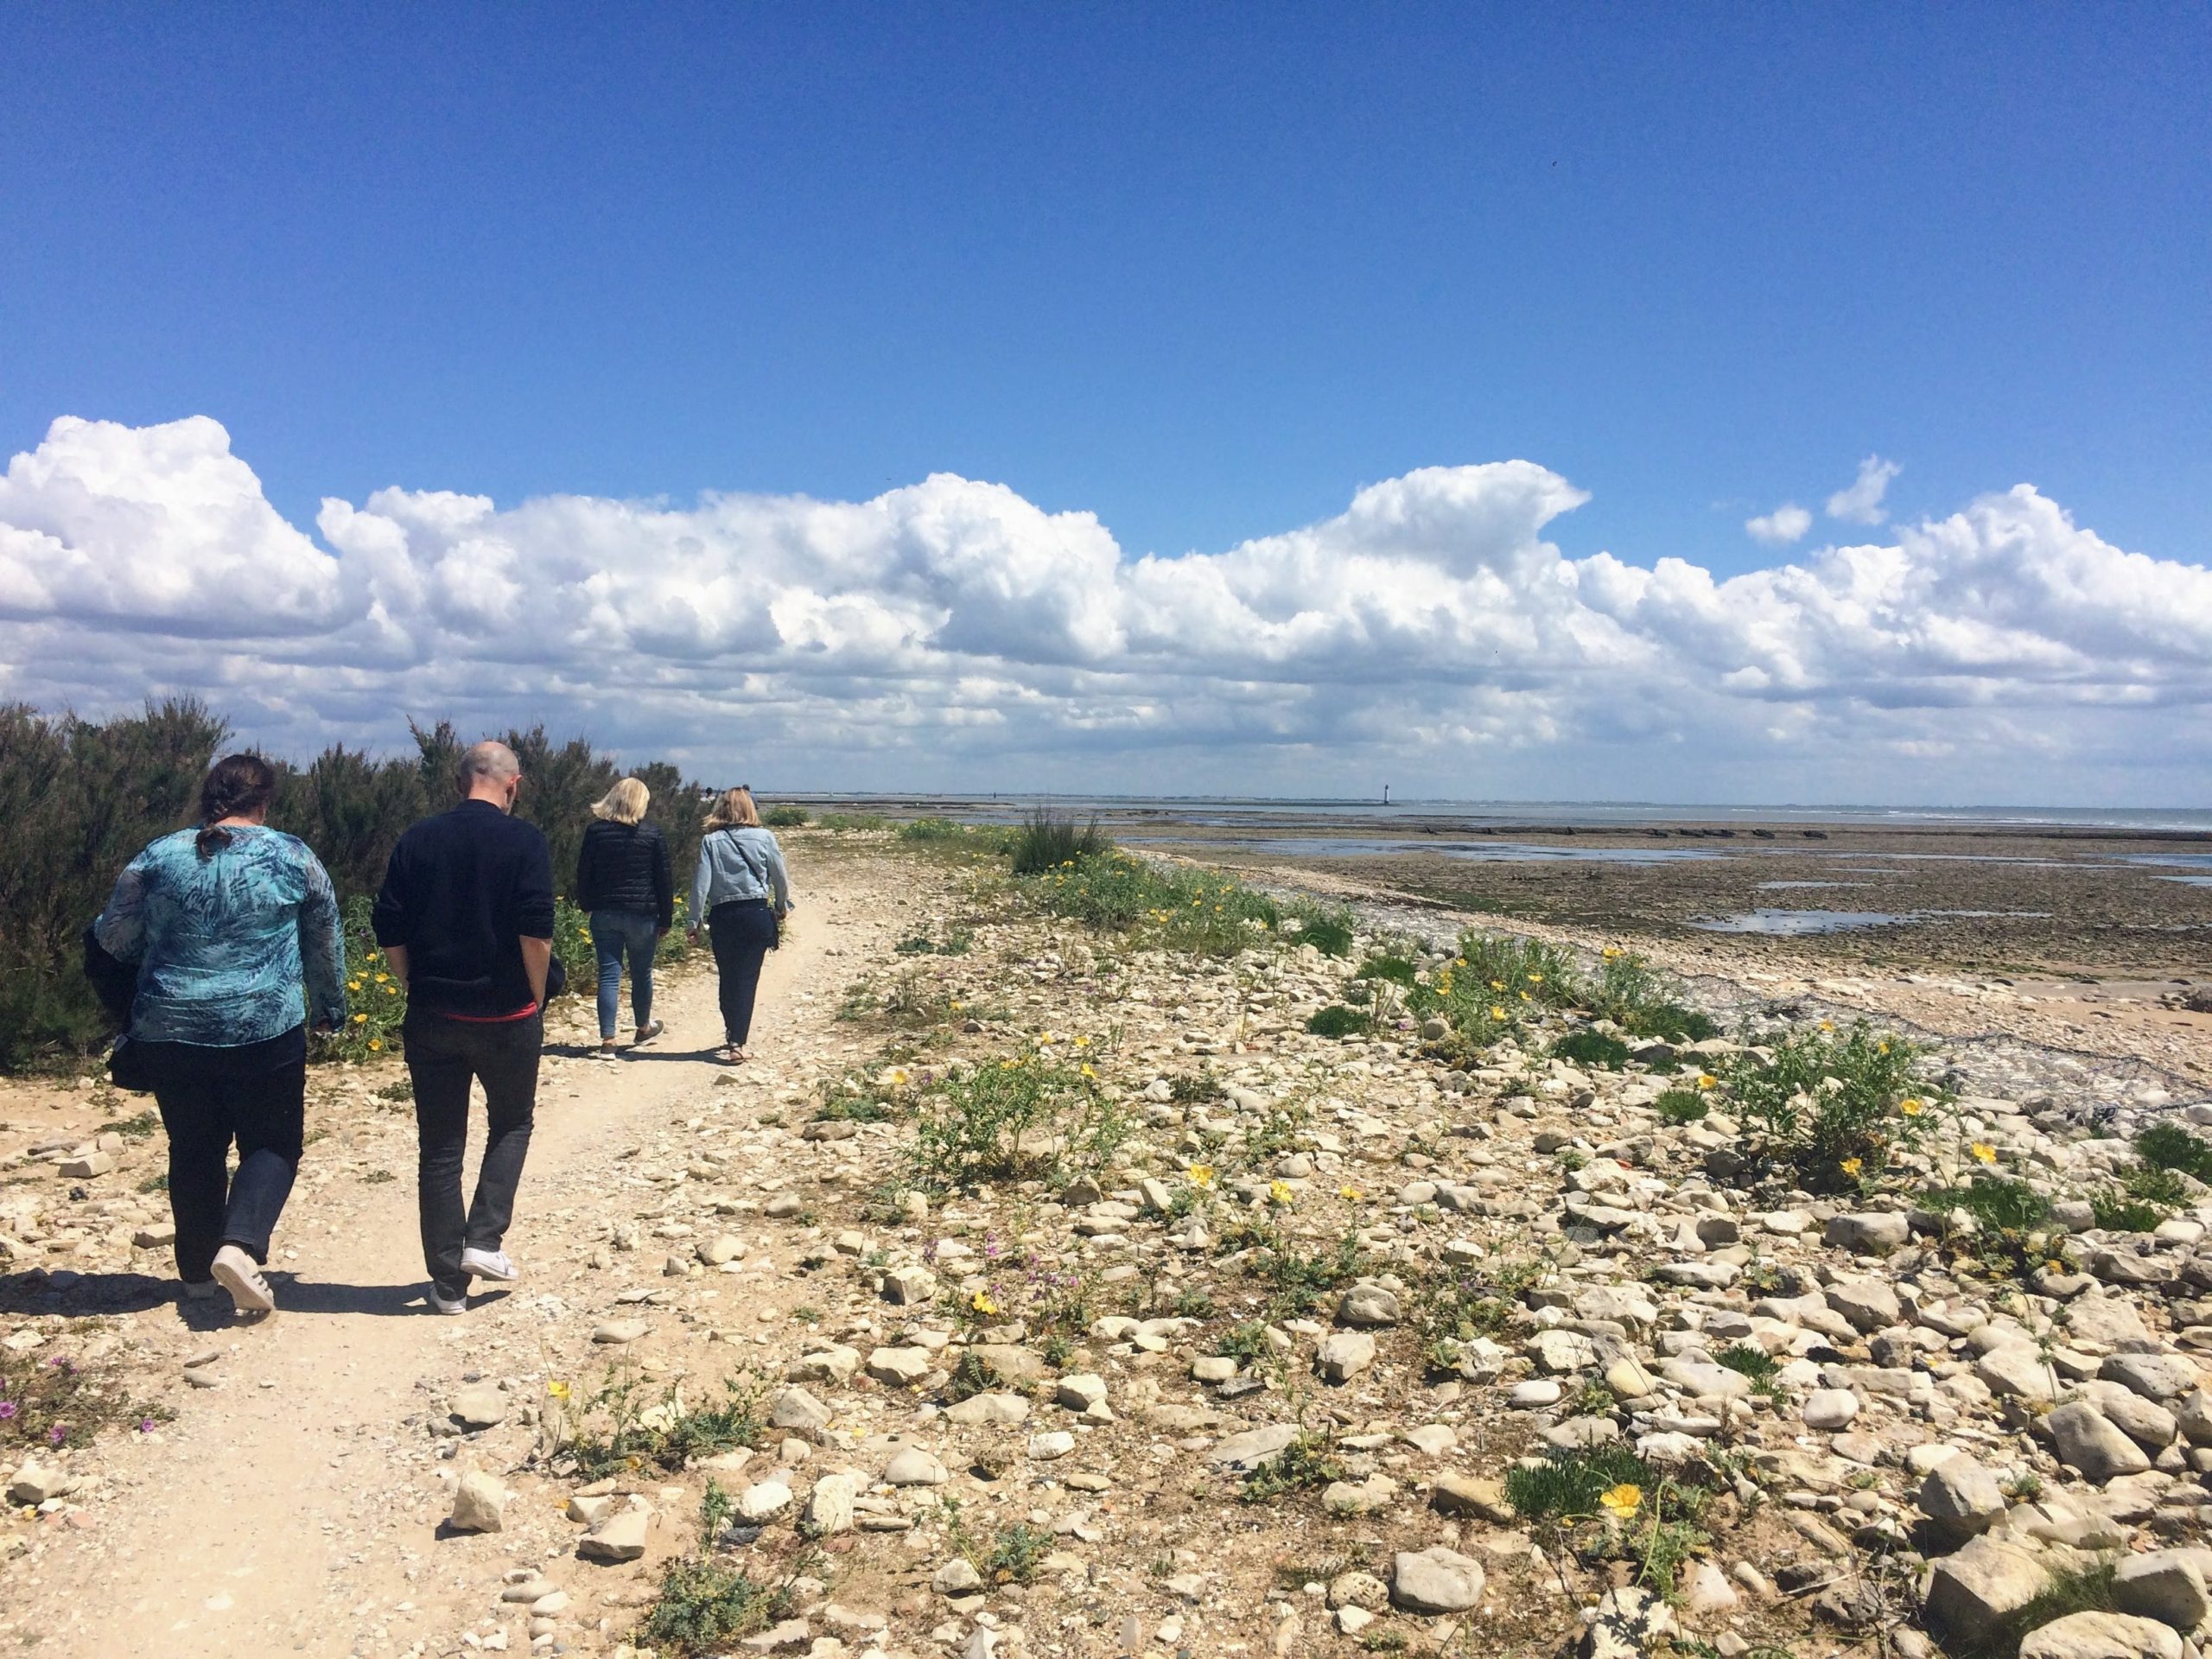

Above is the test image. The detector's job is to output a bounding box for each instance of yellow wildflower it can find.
[1599,1483,1643,1518]
[1971,1142,1997,1165]
[889,1069,909,1087]
[367,1039,383,1052]
[1602,945,1622,960]
[1338,1185,1366,1202]
[1491,1006,1508,1021]
[1528,972,1544,984]
[353,1013,368,1024]
[1268,1180,1294,1205]
[1899,1097,1923,1116]
[1490,979,1506,991]
[1840,1156,1863,1177]
[1187,1165,1216,1189]
[1080,1063,1096,1079]
[970,1291,999,1316]
[546,1380,570,1400]
[1695,1073,1719,1090]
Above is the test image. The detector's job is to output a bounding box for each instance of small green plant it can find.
[1926,1174,2052,1236]
[909,1050,1118,1192]
[1168,1069,1224,1103]
[1584,949,1719,1042]
[1306,1004,1371,1039]
[1504,1444,1656,1522]
[944,1350,1004,1403]
[1652,1087,1710,1124]
[98,1109,158,1140]
[1352,953,1419,987]
[1240,1431,1345,1503]
[815,811,887,831]
[761,804,810,828]
[1721,1020,1936,1192]
[562,1370,768,1478]
[1217,1320,1275,1367]
[1255,1225,1370,1315]
[1713,1343,1782,1397]
[2135,1121,2212,1182]
[635,1489,787,1655]
[1550,1027,1630,1070]
[361,1167,395,1185]
[2090,1190,2170,1233]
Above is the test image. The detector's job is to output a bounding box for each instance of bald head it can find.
[458,741,522,809]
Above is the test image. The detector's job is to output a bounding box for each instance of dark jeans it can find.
[709,899,779,1046]
[402,1007,541,1300]
[589,908,659,1039]
[143,1026,307,1281]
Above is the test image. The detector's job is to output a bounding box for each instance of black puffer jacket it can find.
[574,819,673,928]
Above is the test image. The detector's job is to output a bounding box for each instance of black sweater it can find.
[372,801,557,1017]
[573,819,674,928]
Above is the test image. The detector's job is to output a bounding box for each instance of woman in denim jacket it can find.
[688,787,791,1064]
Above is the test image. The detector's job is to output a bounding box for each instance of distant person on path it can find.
[689,787,791,1065]
[92,753,346,1315]
[372,741,555,1314]
[573,777,673,1059]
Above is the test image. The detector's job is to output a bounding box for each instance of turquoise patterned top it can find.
[94,827,347,1047]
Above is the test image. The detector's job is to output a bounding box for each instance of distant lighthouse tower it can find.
[1382,784,1390,805]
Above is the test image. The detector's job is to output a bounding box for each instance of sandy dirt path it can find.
[11,879,849,1659]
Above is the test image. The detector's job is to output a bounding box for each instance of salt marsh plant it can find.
[1719,1019,1939,1192]
[1008,809,1110,874]
[908,1047,1127,1192]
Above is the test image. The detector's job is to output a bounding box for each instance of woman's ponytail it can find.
[195,753,278,857]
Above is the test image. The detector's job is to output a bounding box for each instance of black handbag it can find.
[82,925,156,1092]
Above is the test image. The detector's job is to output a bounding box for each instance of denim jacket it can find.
[690,826,792,919]
[94,827,347,1046]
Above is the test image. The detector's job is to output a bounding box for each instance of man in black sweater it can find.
[372,741,555,1313]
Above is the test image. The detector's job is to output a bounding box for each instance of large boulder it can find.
[2044,1402,2153,1484]
[2017,1611,2182,1659]
[1390,1547,1485,1614]
[2112,1552,2211,1630]
[1923,1535,2051,1636]
[1826,1212,1911,1255]
[1916,1457,2008,1548]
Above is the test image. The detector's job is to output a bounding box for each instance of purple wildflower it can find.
[0,1401,16,1420]
[48,1425,66,1446]
[138,1417,156,1433]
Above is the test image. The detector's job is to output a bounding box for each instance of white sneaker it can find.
[210,1244,276,1315]
[429,1290,467,1315]
[461,1247,518,1282]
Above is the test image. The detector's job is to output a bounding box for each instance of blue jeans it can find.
[589,909,659,1039]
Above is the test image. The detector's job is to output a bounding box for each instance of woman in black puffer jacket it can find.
[574,778,674,1057]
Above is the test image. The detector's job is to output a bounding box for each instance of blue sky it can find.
[2,5,2209,801]
[6,4,2206,569]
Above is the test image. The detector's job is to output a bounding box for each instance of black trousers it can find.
[709,899,779,1046]
[142,1026,307,1281]
[402,1007,541,1300]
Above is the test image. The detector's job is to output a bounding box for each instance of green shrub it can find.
[1255,1225,1370,1315]
[1450,931,1584,1007]
[2135,1121,2212,1182]
[1553,1027,1632,1070]
[897,816,969,842]
[1352,953,1419,987]
[1240,1432,1345,1503]
[1285,902,1356,957]
[909,1050,1124,1192]
[1713,1343,1781,1395]
[635,1486,788,1655]
[1585,949,1718,1042]
[761,804,810,827]
[1925,1175,2052,1236]
[1720,1020,1936,1192]
[1306,1005,1371,1039]
[1652,1088,1710,1124]
[2119,1161,2192,1209]
[1008,809,1110,874]
[562,1370,767,1478]
[2091,1190,2170,1233]
[1025,852,1280,957]
[1504,1444,1656,1522]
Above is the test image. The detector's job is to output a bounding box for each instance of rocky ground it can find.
[3,833,2212,1659]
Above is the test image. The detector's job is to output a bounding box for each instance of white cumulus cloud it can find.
[1745,503,1812,546]
[0,415,2206,801]
[1827,454,1902,524]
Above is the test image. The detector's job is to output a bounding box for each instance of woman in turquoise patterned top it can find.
[93,754,346,1314]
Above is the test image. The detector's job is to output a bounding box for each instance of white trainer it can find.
[461,1247,518,1282]
[210,1244,276,1314]
[429,1290,467,1315]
